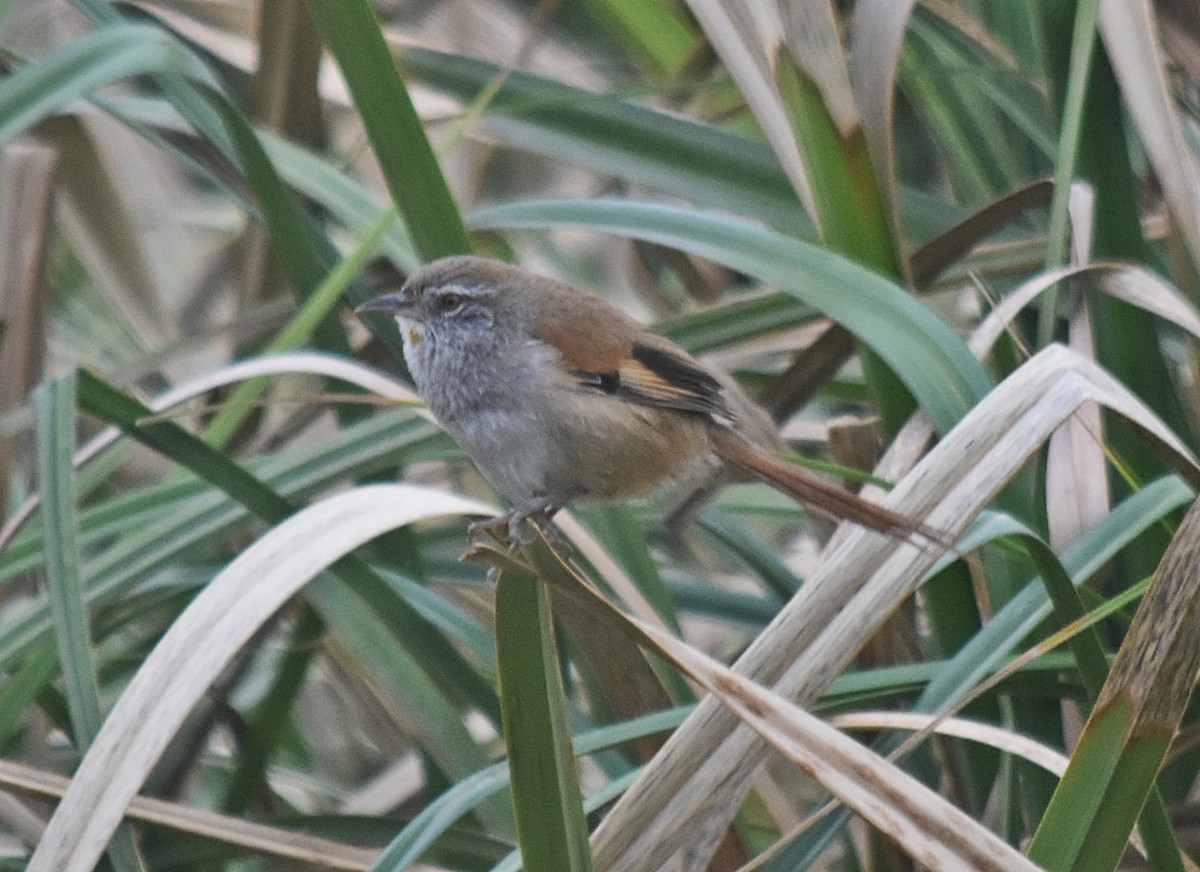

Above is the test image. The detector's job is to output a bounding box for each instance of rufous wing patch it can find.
[618,342,732,420]
[532,306,733,421]
[533,320,631,374]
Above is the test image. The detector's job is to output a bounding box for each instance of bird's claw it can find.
[468,500,569,554]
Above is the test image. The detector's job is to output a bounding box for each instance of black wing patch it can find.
[569,369,621,394]
[569,341,733,423]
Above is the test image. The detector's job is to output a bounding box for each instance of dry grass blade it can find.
[830,711,1070,777]
[27,484,493,872]
[0,139,55,528]
[239,0,324,311]
[634,625,1041,872]
[909,179,1054,289]
[680,0,815,217]
[591,344,1200,871]
[970,262,1200,358]
[758,322,854,422]
[775,2,859,137]
[50,116,183,348]
[554,512,674,632]
[1100,0,1200,271]
[1099,497,1200,747]
[1047,183,1108,549]
[847,0,917,249]
[0,758,376,870]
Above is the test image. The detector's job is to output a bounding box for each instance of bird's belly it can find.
[448,407,568,504]
[447,394,715,508]
[564,401,716,500]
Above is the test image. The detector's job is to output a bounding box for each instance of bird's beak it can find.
[355,290,420,320]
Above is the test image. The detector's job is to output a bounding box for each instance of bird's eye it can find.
[436,292,464,314]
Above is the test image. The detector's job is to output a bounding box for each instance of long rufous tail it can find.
[709,426,949,548]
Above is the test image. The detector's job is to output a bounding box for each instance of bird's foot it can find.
[469,497,565,550]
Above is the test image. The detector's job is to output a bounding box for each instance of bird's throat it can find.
[398,317,423,346]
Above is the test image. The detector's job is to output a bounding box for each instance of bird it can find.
[355,255,938,546]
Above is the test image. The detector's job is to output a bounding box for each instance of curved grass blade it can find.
[26,484,493,872]
[0,22,215,146]
[32,375,101,747]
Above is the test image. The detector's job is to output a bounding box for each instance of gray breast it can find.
[406,333,571,502]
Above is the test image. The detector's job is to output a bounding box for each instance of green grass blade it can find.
[196,87,352,356]
[0,22,214,146]
[304,577,508,831]
[304,0,470,260]
[368,709,690,871]
[0,640,58,745]
[697,509,803,599]
[496,570,594,872]
[1030,498,1200,871]
[260,131,417,268]
[399,46,813,236]
[773,52,898,275]
[369,763,513,872]
[33,373,145,872]
[1037,0,1102,345]
[903,12,1042,201]
[576,505,680,634]
[1133,793,1188,872]
[917,478,1191,715]
[590,0,698,78]
[1028,696,1131,870]
[220,605,323,814]
[32,375,102,746]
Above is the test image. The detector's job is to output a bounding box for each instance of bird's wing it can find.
[531,297,734,422]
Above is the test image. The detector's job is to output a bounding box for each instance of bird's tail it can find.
[709,426,950,549]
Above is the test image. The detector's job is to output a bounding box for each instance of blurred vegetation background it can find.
[4,1,1200,870]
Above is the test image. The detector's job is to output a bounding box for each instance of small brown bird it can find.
[356,256,935,544]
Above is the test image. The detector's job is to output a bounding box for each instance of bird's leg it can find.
[469,495,565,548]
